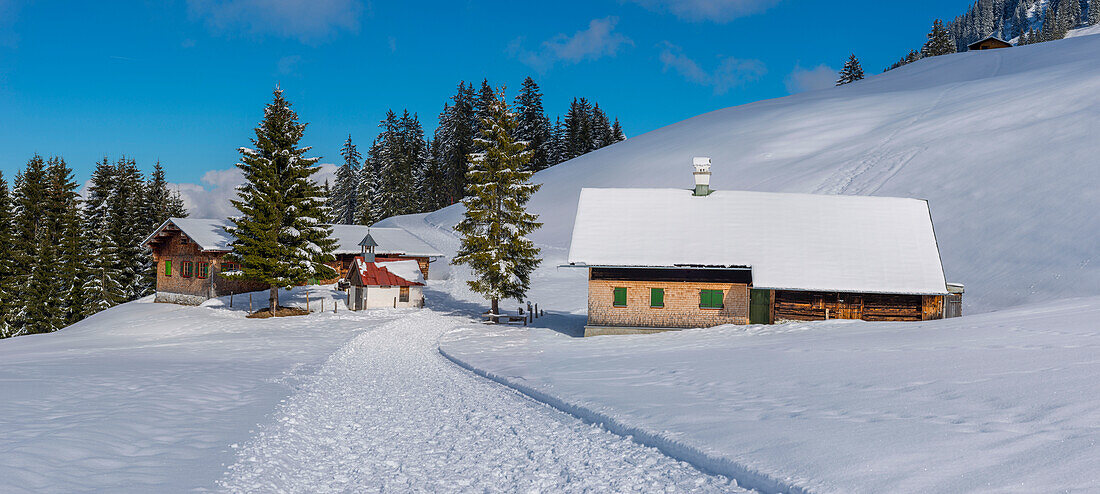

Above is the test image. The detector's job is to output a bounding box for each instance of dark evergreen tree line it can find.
[328,76,626,225]
[0,156,187,338]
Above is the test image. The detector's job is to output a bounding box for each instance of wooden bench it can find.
[481,313,528,325]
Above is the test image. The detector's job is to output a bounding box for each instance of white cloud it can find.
[510,17,633,72]
[186,0,364,43]
[626,0,781,22]
[171,162,337,219]
[277,55,302,75]
[785,63,837,94]
[658,42,766,94]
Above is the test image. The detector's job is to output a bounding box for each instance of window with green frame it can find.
[700,289,724,309]
[650,288,664,308]
[613,287,627,307]
[198,262,209,279]
[164,260,172,276]
[183,261,194,278]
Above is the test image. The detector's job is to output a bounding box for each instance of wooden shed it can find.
[565,158,963,336]
[346,256,425,310]
[967,36,1012,50]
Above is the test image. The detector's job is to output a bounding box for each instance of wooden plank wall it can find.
[773,290,934,322]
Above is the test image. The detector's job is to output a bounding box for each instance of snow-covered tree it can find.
[836,54,866,86]
[331,134,361,224]
[226,86,337,313]
[108,157,146,300]
[923,19,958,57]
[452,87,543,315]
[82,157,125,315]
[432,82,478,205]
[513,76,553,172]
[611,118,626,143]
[1090,0,1100,25]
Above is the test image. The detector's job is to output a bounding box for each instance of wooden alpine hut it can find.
[565,157,963,336]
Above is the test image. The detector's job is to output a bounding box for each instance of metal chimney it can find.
[692,157,712,196]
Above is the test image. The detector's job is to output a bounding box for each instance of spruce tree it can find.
[83,157,125,314]
[922,19,958,57]
[433,82,478,205]
[452,87,543,315]
[513,76,553,172]
[45,157,85,325]
[1091,0,1100,25]
[226,86,337,313]
[590,103,614,149]
[836,54,866,86]
[550,116,567,165]
[354,151,378,224]
[563,98,593,160]
[0,172,13,338]
[108,156,146,300]
[10,156,62,335]
[611,118,626,143]
[331,134,361,224]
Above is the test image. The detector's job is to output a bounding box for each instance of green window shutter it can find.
[164,260,171,276]
[613,287,627,307]
[650,288,664,307]
[700,289,724,309]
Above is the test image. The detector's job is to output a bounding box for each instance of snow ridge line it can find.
[437,343,815,494]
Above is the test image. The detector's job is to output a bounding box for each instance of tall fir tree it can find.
[922,19,958,57]
[0,172,13,338]
[354,150,379,225]
[563,97,593,161]
[398,109,429,213]
[452,87,543,314]
[10,156,66,335]
[433,82,478,205]
[513,76,553,172]
[550,116,567,165]
[45,157,85,325]
[836,54,866,85]
[82,157,125,315]
[611,118,626,143]
[1091,0,1100,25]
[225,86,337,313]
[590,103,614,149]
[108,156,146,300]
[331,134,361,224]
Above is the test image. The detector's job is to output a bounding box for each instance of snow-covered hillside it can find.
[420,32,1100,313]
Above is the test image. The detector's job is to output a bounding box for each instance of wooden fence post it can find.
[230,292,234,308]
[249,293,252,312]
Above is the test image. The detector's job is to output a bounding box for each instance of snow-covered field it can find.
[0,287,380,492]
[440,297,1100,493]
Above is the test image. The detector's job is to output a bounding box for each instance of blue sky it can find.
[0,0,967,190]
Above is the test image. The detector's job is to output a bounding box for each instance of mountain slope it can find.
[424,32,1100,313]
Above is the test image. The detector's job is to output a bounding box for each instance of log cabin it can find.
[142,219,442,305]
[967,36,1012,50]
[565,157,964,336]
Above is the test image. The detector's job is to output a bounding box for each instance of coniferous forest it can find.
[0,158,187,338]
[328,76,625,225]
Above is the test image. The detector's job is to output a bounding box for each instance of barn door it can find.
[749,289,772,324]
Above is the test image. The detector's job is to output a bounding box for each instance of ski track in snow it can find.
[216,310,744,493]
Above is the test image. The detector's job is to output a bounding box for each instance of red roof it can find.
[353,257,424,287]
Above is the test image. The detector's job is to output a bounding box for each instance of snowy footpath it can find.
[217,309,742,493]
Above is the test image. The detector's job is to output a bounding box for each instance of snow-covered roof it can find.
[143,219,443,257]
[567,188,948,295]
[329,225,444,257]
[376,260,426,284]
[142,218,236,252]
[352,258,424,287]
